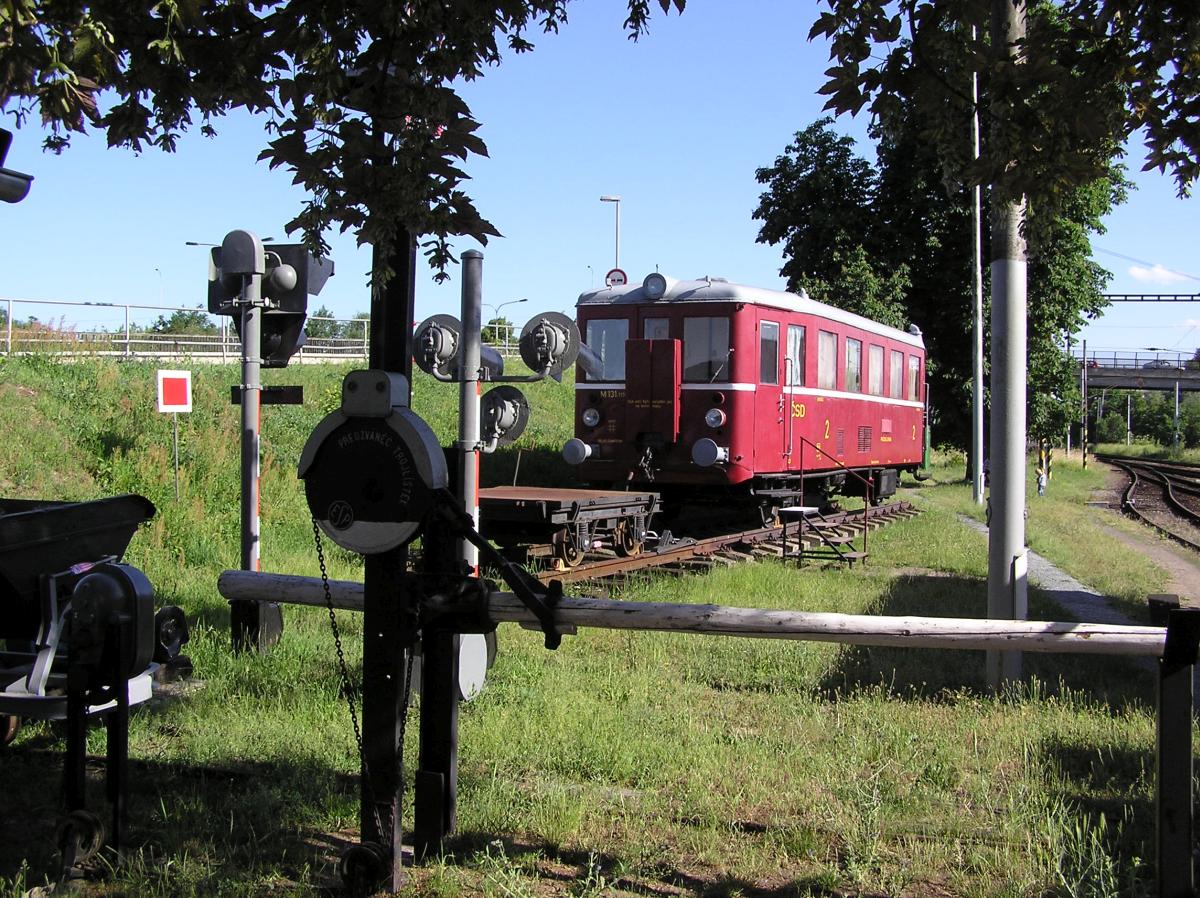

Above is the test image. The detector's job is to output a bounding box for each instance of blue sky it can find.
[1,0,1196,359]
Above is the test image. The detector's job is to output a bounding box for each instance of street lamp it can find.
[481,298,527,351]
[154,267,164,305]
[483,297,528,320]
[599,195,621,271]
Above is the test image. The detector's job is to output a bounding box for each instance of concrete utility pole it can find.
[986,0,1029,690]
[971,25,986,506]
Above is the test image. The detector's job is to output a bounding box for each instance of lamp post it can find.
[483,298,527,352]
[600,195,621,271]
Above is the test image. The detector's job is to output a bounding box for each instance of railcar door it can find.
[754,314,785,472]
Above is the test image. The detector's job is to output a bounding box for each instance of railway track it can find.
[1097,454,1200,553]
[527,501,921,584]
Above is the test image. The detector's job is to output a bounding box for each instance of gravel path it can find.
[956,514,1136,626]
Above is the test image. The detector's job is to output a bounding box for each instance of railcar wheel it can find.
[57,809,106,870]
[556,540,586,568]
[339,841,387,895]
[614,522,643,557]
[0,714,19,748]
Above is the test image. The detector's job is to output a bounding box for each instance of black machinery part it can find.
[0,494,155,640]
[339,841,388,894]
[66,563,156,679]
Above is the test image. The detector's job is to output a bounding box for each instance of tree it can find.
[809,0,1197,207]
[146,308,218,335]
[753,114,1125,452]
[304,305,342,341]
[1,1,682,288]
[482,316,515,347]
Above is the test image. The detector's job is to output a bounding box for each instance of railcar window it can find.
[683,317,731,381]
[585,319,630,381]
[868,344,884,395]
[908,355,921,400]
[643,318,669,339]
[818,330,837,389]
[889,350,903,398]
[759,321,780,385]
[845,338,862,393]
[786,324,806,386]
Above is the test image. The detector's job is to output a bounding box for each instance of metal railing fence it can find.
[1,297,521,362]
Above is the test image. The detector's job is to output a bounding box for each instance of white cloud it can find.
[1128,264,1191,285]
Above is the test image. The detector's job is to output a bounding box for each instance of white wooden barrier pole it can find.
[218,570,1167,658]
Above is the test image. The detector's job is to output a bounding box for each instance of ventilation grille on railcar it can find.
[836,429,845,457]
[858,426,872,453]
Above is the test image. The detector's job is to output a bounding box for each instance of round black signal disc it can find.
[299,408,448,554]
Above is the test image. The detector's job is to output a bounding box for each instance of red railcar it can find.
[563,272,926,517]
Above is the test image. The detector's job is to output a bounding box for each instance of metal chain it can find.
[313,517,420,858]
[313,517,366,759]
[313,517,391,848]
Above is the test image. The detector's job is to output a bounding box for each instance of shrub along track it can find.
[530,501,921,585]
[1097,454,1200,552]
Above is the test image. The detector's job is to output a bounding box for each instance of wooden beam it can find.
[218,570,1166,658]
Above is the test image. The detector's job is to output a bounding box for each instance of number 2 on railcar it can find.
[562,272,926,520]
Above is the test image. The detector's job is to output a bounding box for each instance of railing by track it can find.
[1,297,520,362]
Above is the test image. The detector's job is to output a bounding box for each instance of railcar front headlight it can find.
[704,408,726,429]
[581,407,602,428]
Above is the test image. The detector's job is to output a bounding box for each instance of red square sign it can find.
[157,369,193,413]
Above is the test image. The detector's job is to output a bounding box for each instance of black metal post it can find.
[1156,606,1200,898]
[359,233,419,891]
[415,507,462,859]
[106,615,130,856]
[415,629,460,858]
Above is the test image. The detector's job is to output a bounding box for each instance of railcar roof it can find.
[577,276,925,349]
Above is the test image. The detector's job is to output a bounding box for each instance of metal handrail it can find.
[795,434,873,558]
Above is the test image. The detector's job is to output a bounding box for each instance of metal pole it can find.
[614,199,621,271]
[1128,393,1133,445]
[240,297,262,577]
[971,25,986,505]
[1174,381,1180,449]
[5,299,11,355]
[173,412,180,501]
[228,231,283,653]
[1082,340,1088,470]
[985,0,1028,690]
[459,250,484,574]
[1066,334,1072,456]
[124,305,131,358]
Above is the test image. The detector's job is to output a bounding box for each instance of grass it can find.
[1093,441,1200,464]
[0,356,1186,897]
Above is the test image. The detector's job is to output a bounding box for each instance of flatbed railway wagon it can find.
[478,487,658,569]
[562,272,926,518]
